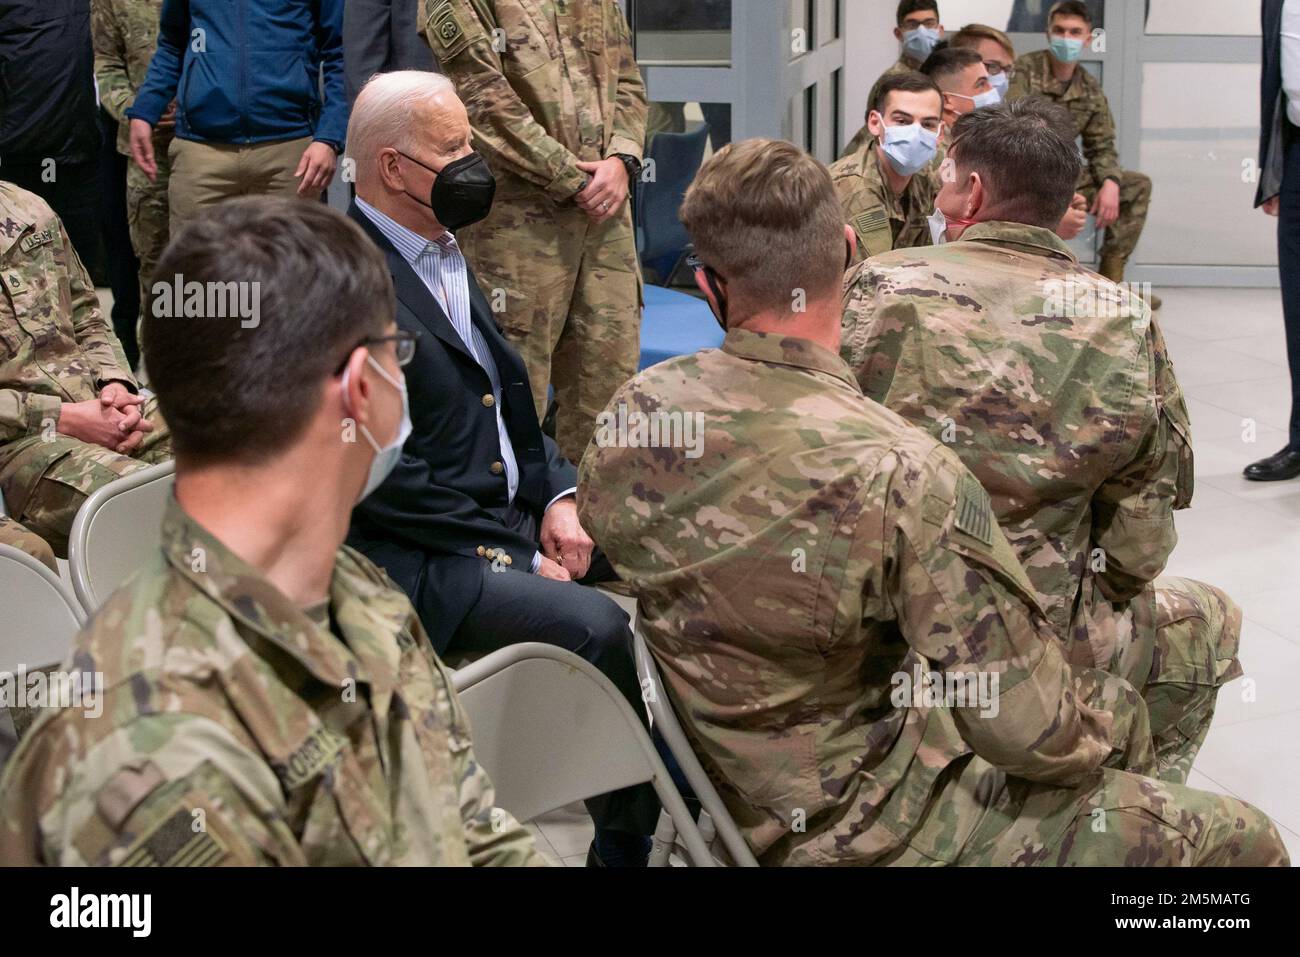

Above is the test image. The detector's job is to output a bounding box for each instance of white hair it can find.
[346,71,459,182]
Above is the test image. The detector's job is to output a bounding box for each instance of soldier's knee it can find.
[1205,796,1290,867]
[1124,170,1153,201]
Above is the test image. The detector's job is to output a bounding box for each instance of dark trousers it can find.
[1280,119,1300,448]
[445,504,661,838]
[97,108,141,370]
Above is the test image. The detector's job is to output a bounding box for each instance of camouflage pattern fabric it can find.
[1007,50,1150,265]
[0,181,171,555]
[830,134,938,265]
[577,327,1287,866]
[0,497,547,866]
[420,0,647,463]
[93,0,174,359]
[840,221,1237,782]
[0,515,57,572]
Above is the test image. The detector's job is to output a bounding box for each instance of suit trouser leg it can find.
[1278,120,1300,448]
[444,561,661,837]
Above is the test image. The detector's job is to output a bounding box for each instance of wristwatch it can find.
[613,152,642,182]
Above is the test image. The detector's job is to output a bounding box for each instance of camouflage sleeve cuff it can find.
[606,136,644,164]
[549,162,592,203]
[97,371,139,394]
[26,392,62,435]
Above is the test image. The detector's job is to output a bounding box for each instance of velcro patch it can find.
[428,0,471,58]
[119,805,227,867]
[18,226,55,253]
[852,206,893,257]
[954,473,993,546]
[275,725,347,790]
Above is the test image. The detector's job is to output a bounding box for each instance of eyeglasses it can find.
[903,17,940,30]
[983,61,1016,78]
[334,330,420,375]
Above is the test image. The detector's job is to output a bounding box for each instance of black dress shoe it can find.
[1243,447,1300,482]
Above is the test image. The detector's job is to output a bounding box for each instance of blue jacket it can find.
[127,0,347,149]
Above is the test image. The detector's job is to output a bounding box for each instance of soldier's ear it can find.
[966,171,987,218]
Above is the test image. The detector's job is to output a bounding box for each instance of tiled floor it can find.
[1152,286,1300,866]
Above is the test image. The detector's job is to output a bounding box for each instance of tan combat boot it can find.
[1098,254,1161,311]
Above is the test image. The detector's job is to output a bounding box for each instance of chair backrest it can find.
[0,544,86,674]
[633,626,760,866]
[637,123,711,263]
[451,641,716,866]
[67,461,175,613]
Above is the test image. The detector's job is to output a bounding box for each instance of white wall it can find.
[841,0,900,148]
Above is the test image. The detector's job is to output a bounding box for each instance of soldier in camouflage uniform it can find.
[0,197,546,867]
[420,0,647,463]
[1007,1,1155,304]
[92,0,174,359]
[831,73,944,266]
[0,515,56,572]
[578,138,1287,867]
[845,0,945,157]
[842,100,1228,785]
[0,181,171,558]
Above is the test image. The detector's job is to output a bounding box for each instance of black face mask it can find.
[398,150,496,230]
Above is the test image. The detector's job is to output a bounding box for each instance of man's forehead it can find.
[903,8,939,23]
[1051,14,1089,31]
[885,89,943,118]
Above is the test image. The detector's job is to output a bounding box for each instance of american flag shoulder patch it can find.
[954,473,994,546]
[852,206,893,256]
[119,805,227,867]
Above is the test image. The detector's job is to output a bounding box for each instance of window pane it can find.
[633,0,731,67]
[1145,0,1260,36]
[1135,62,1274,267]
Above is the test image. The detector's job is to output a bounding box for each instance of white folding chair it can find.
[633,626,760,867]
[451,641,716,866]
[67,461,175,613]
[0,544,88,770]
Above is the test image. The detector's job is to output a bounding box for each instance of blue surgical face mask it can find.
[988,71,1010,98]
[1050,36,1085,63]
[901,26,941,63]
[343,355,412,503]
[879,121,940,177]
[947,87,1002,115]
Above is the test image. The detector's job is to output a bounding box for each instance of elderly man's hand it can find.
[1263,195,1281,217]
[539,497,594,580]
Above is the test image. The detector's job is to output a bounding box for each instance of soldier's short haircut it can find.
[919,45,985,88]
[871,72,943,116]
[896,0,939,26]
[951,24,1015,59]
[143,198,394,466]
[1049,1,1092,27]
[947,97,1082,228]
[680,139,845,317]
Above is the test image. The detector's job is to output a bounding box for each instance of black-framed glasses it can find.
[334,330,420,375]
[903,17,940,30]
[984,61,1016,79]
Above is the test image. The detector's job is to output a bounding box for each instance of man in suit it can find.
[342,71,658,866]
[1249,0,1300,481]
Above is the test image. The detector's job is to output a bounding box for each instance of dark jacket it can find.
[345,201,577,653]
[0,0,101,165]
[1259,0,1286,207]
[127,0,347,149]
[341,0,436,106]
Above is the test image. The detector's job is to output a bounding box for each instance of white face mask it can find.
[927,207,949,246]
[343,354,412,503]
[880,121,940,177]
[988,72,1010,98]
[948,87,1002,114]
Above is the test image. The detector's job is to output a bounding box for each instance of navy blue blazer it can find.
[345,201,578,652]
[1259,0,1286,207]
